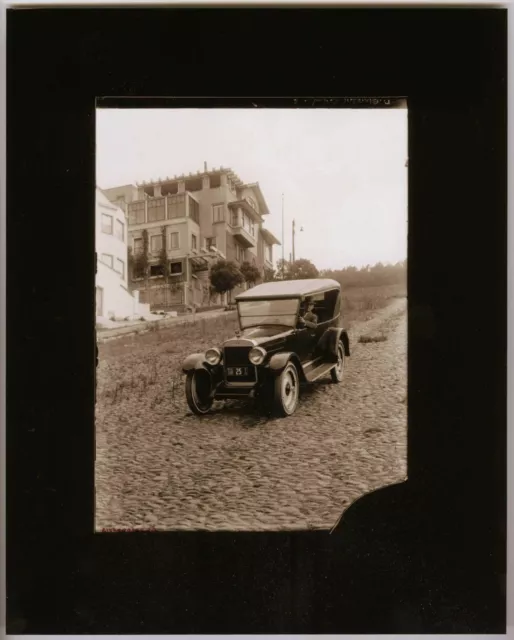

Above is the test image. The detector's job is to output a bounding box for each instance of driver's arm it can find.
[303,312,318,329]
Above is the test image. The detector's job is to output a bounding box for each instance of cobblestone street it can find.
[95,299,407,531]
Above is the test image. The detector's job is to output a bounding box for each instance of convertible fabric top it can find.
[235,278,340,301]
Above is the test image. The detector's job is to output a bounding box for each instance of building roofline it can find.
[260,227,281,245]
[240,182,270,215]
[108,169,271,215]
[101,183,138,191]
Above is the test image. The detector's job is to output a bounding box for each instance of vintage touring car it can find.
[182,278,350,417]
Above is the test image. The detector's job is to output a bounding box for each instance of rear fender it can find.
[341,330,350,357]
[268,352,306,382]
[324,328,351,357]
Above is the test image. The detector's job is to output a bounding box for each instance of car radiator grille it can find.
[223,346,256,383]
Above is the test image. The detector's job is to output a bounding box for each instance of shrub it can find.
[358,333,388,344]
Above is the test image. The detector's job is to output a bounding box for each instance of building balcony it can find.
[228,198,261,222]
[231,224,256,248]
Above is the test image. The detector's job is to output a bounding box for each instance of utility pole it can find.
[292,219,303,264]
[281,193,285,279]
[292,219,296,264]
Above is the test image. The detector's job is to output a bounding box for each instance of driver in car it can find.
[300,297,318,328]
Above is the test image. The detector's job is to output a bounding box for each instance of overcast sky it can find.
[96,108,407,270]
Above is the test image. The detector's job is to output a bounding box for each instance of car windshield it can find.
[238,298,299,329]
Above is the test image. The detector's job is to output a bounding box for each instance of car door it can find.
[294,321,318,362]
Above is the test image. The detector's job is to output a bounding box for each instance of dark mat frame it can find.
[6,7,507,634]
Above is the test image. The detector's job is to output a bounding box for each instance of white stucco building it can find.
[96,187,150,321]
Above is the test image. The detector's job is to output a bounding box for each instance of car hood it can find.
[222,327,294,349]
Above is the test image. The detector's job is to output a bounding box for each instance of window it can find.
[150,265,164,277]
[242,213,253,234]
[231,210,239,227]
[128,201,145,225]
[150,234,163,253]
[114,219,124,241]
[236,244,245,262]
[101,214,113,234]
[188,196,200,224]
[205,236,216,250]
[238,299,300,329]
[213,204,225,223]
[169,232,179,249]
[101,253,113,268]
[133,237,143,254]
[191,234,197,250]
[167,194,186,219]
[170,261,183,275]
[266,243,272,262]
[115,258,125,278]
[148,197,165,222]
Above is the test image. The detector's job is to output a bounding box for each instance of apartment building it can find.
[95,187,150,320]
[102,165,280,310]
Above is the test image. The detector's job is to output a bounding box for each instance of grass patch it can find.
[342,284,406,327]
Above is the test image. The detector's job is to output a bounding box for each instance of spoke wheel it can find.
[273,362,300,417]
[330,342,345,383]
[185,370,214,415]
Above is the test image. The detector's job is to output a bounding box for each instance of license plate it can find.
[227,367,249,376]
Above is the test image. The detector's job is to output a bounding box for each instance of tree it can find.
[158,226,168,283]
[130,230,149,281]
[318,260,407,289]
[276,259,289,280]
[288,258,319,280]
[263,267,276,282]
[209,259,244,303]
[127,246,134,284]
[240,260,261,288]
[141,229,150,290]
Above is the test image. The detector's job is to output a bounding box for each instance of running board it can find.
[305,361,335,382]
[302,356,324,376]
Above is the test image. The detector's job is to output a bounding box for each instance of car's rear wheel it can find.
[330,341,345,383]
[185,370,214,415]
[273,361,300,417]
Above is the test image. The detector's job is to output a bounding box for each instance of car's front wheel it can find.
[330,341,345,383]
[185,370,214,415]
[273,361,300,417]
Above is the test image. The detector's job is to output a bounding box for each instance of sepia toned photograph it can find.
[95,104,408,532]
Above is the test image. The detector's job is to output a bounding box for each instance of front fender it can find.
[182,353,208,374]
[268,352,306,382]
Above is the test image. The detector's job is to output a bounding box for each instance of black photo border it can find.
[6,7,507,635]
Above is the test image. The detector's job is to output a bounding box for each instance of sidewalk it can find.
[97,308,236,342]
